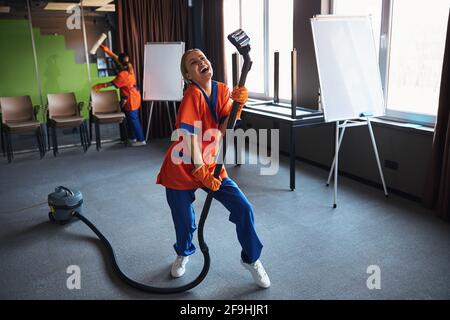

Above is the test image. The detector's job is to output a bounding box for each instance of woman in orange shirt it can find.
[92,45,146,146]
[157,49,270,289]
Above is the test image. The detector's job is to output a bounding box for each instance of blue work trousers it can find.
[165,178,263,264]
[125,109,145,142]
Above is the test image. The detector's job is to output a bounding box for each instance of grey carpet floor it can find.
[0,139,449,300]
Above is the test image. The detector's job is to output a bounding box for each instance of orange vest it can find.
[156,81,233,190]
[112,69,141,111]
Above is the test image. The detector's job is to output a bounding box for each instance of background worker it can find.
[92,45,146,146]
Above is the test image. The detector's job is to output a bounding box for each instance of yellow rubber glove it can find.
[231,86,248,119]
[191,165,222,191]
[92,83,108,93]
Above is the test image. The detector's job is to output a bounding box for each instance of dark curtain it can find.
[116,0,192,138]
[203,0,227,84]
[423,11,450,220]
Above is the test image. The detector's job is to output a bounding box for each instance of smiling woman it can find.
[181,49,214,96]
[156,46,271,289]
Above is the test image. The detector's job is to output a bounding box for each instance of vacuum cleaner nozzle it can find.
[227,29,251,55]
[89,33,108,55]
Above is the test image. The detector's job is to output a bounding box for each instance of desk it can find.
[242,101,324,190]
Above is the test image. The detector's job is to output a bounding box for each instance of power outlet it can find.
[384,160,399,171]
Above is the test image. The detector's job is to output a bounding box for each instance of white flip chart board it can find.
[142,42,185,101]
[311,15,385,122]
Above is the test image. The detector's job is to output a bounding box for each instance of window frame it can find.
[331,0,441,126]
[227,0,293,103]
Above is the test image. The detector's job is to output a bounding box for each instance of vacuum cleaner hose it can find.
[74,211,209,293]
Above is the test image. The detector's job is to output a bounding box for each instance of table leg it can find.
[290,124,295,191]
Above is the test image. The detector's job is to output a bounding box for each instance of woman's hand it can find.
[92,83,108,93]
[191,165,222,191]
[231,85,249,119]
[231,86,248,106]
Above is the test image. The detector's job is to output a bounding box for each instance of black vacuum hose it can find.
[74,211,210,294]
[72,32,252,294]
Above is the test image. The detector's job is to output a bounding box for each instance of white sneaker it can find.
[171,255,189,278]
[241,259,271,288]
[128,138,137,143]
[131,140,146,147]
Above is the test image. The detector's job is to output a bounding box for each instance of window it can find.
[386,0,449,122]
[223,0,293,101]
[333,0,382,56]
[224,0,241,88]
[268,0,294,100]
[333,0,450,125]
[241,0,265,94]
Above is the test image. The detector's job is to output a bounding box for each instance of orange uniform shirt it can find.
[112,68,141,111]
[156,81,233,190]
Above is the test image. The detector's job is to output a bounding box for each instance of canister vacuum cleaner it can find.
[48,29,253,294]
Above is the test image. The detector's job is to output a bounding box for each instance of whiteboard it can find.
[311,15,385,122]
[142,42,185,101]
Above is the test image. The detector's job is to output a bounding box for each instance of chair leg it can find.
[1,127,5,157]
[79,125,83,151]
[40,128,45,158]
[83,122,89,151]
[35,127,43,159]
[2,130,6,158]
[4,130,9,162]
[5,130,13,163]
[42,126,47,156]
[52,126,58,157]
[40,126,46,158]
[47,123,51,151]
[79,124,86,152]
[119,121,124,143]
[82,122,89,152]
[37,125,45,157]
[8,130,13,161]
[89,118,93,147]
[122,119,128,147]
[95,121,101,151]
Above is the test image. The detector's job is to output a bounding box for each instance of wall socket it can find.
[384,160,399,171]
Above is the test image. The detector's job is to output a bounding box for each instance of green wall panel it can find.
[0,19,115,121]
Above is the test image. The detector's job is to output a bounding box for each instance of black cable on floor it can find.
[0,201,47,214]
